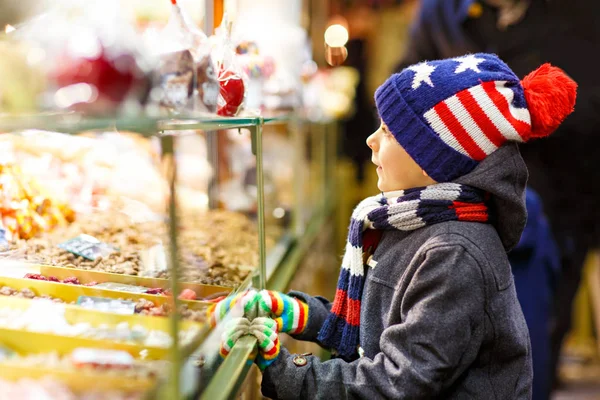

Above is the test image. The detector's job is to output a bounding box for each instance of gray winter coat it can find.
[261,143,533,400]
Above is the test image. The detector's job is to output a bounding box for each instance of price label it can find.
[58,234,117,261]
[0,344,16,360]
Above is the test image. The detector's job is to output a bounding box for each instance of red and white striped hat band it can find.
[424,80,531,161]
[374,53,577,182]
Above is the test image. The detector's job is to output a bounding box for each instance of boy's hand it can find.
[250,317,280,371]
[257,290,309,335]
[208,289,262,327]
[218,316,280,371]
[219,317,251,358]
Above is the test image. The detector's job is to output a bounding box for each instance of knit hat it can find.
[375,53,577,182]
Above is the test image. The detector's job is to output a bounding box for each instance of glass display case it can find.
[0,112,276,398]
[0,109,338,399]
[0,0,340,397]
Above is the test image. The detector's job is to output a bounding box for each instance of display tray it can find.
[0,296,207,332]
[0,275,214,312]
[0,295,208,359]
[0,294,203,330]
[20,264,232,300]
[0,326,170,360]
[0,363,155,394]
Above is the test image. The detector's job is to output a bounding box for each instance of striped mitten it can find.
[249,317,280,371]
[208,289,261,327]
[219,317,251,358]
[218,317,280,371]
[257,290,309,335]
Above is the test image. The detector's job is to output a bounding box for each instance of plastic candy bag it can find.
[211,14,247,117]
[14,0,151,114]
[147,0,218,113]
[176,1,219,113]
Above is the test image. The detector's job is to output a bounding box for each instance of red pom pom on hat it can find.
[521,63,577,140]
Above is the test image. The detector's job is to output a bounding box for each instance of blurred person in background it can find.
[394,0,600,398]
[508,188,560,400]
[339,4,378,185]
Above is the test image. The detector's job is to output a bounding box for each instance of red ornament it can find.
[217,69,245,116]
[521,63,577,139]
[53,45,138,111]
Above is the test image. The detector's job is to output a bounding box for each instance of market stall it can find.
[0,0,345,398]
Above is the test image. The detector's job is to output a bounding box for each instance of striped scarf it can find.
[317,183,491,358]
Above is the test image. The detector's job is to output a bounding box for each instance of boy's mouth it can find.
[372,158,381,170]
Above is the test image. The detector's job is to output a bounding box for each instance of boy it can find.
[212,53,576,399]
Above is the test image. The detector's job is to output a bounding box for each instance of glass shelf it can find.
[0,112,267,135]
[0,110,325,135]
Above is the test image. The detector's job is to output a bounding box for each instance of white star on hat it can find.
[406,62,436,90]
[454,55,486,74]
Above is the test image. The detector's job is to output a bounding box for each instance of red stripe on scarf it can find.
[331,289,361,326]
[450,201,489,222]
[331,288,347,316]
[346,298,361,326]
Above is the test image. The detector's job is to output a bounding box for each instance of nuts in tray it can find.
[7,209,261,287]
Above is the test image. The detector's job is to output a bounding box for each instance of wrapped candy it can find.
[176,1,220,113]
[218,69,246,116]
[0,164,75,240]
[147,0,219,113]
[211,14,247,117]
[154,48,195,111]
[15,0,151,114]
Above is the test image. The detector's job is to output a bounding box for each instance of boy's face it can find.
[367,122,437,192]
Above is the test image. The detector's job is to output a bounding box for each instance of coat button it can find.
[292,353,311,367]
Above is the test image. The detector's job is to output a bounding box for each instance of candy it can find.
[0,164,75,240]
[156,50,195,111]
[177,288,197,300]
[62,277,81,285]
[196,54,219,113]
[53,47,139,113]
[145,288,166,295]
[0,284,206,322]
[235,41,259,55]
[217,69,245,117]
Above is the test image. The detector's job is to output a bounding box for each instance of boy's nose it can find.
[366,132,377,150]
